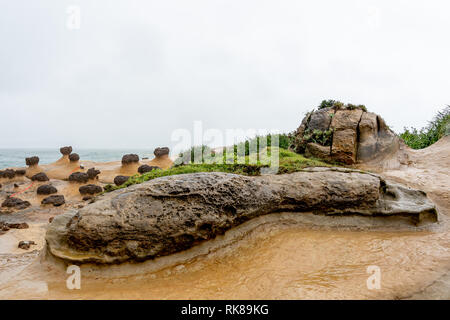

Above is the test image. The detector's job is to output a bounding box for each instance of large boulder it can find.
[138,165,160,174]
[46,170,437,264]
[291,103,400,165]
[87,168,101,180]
[69,153,80,162]
[79,184,103,195]
[154,147,170,157]
[41,195,65,207]
[114,176,130,186]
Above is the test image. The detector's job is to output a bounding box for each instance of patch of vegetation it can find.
[400,106,450,149]
[104,147,329,192]
[317,99,367,112]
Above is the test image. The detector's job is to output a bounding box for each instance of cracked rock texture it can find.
[46,170,438,264]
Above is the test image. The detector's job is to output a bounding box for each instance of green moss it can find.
[318,99,367,112]
[104,147,330,193]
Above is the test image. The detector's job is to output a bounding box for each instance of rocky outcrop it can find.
[68,172,89,183]
[15,169,26,176]
[79,184,103,195]
[31,172,49,182]
[1,197,31,210]
[291,103,400,165]
[114,175,130,186]
[46,170,438,264]
[41,195,65,207]
[60,146,72,155]
[122,154,139,165]
[37,184,58,195]
[138,165,160,174]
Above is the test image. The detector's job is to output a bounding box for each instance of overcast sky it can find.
[1,0,449,149]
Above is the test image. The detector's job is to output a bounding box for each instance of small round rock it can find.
[138,165,161,174]
[37,184,58,195]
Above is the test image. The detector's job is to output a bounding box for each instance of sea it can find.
[0,149,157,169]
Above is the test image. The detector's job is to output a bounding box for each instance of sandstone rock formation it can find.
[46,170,437,264]
[37,184,58,195]
[79,184,103,195]
[31,172,49,182]
[291,103,400,165]
[0,169,15,179]
[41,195,65,207]
[114,175,130,186]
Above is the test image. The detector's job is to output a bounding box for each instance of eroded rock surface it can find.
[46,170,438,264]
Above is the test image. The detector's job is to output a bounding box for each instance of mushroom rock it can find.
[69,153,80,162]
[113,175,130,186]
[87,168,101,180]
[291,103,404,166]
[1,197,31,210]
[37,184,58,195]
[79,184,103,195]
[41,195,65,207]
[25,156,40,166]
[60,146,73,156]
[121,154,139,165]
[148,147,173,169]
[68,172,89,183]
[46,170,438,264]
[31,172,49,182]
[138,165,161,174]
[25,156,43,178]
[154,147,170,157]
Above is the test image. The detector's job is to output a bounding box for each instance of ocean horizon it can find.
[0,148,159,169]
